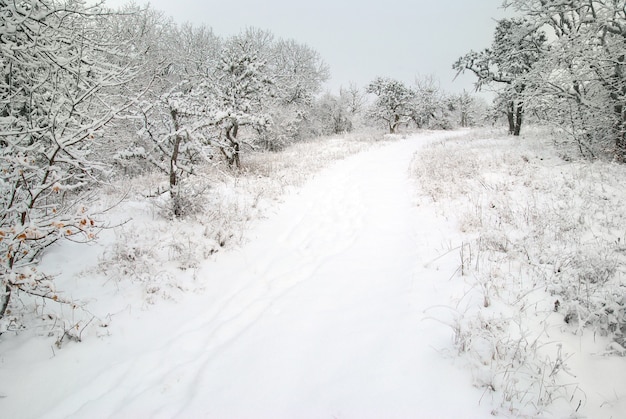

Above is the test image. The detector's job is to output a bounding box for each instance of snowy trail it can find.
[3,132,492,418]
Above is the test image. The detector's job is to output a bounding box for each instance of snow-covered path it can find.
[3,133,492,418]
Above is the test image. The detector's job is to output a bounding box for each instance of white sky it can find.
[104,0,509,95]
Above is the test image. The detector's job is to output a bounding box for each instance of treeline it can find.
[455,0,626,160]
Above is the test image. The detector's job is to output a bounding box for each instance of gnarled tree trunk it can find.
[224,122,241,168]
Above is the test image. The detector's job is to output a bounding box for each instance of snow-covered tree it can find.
[99,4,177,176]
[366,77,416,133]
[456,91,476,127]
[103,6,225,216]
[306,83,366,137]
[341,82,366,117]
[209,30,329,155]
[310,92,354,136]
[135,22,220,216]
[110,18,328,217]
[411,75,452,129]
[503,0,626,159]
[257,37,329,149]
[272,38,329,109]
[210,30,275,167]
[454,18,546,135]
[0,0,140,318]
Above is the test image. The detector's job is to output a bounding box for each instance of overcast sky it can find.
[104,0,509,95]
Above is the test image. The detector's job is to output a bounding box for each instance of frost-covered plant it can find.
[434,294,585,416]
[0,1,142,320]
[415,130,626,414]
[410,141,480,201]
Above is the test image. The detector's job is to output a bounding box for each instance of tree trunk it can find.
[615,104,625,160]
[169,108,184,217]
[0,285,10,322]
[613,58,625,159]
[225,122,241,168]
[506,100,523,136]
[389,114,400,134]
[169,108,183,190]
[507,107,515,135]
[514,100,523,136]
[169,135,182,189]
[1,256,15,321]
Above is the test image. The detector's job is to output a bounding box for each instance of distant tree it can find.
[453,18,546,135]
[0,0,140,319]
[259,36,329,149]
[311,92,353,136]
[447,91,481,128]
[457,91,475,127]
[366,77,416,133]
[341,82,366,116]
[411,75,452,129]
[307,83,364,137]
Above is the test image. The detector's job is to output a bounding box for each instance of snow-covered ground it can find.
[1,130,624,418]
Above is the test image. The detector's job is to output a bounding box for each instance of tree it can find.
[449,91,484,128]
[341,82,366,116]
[101,4,177,177]
[366,77,416,133]
[311,92,353,136]
[136,23,220,216]
[503,0,626,159]
[454,18,546,135]
[0,0,140,319]
[257,36,329,150]
[209,30,275,167]
[411,75,452,129]
[104,8,223,216]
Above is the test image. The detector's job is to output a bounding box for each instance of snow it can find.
[1,130,624,418]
